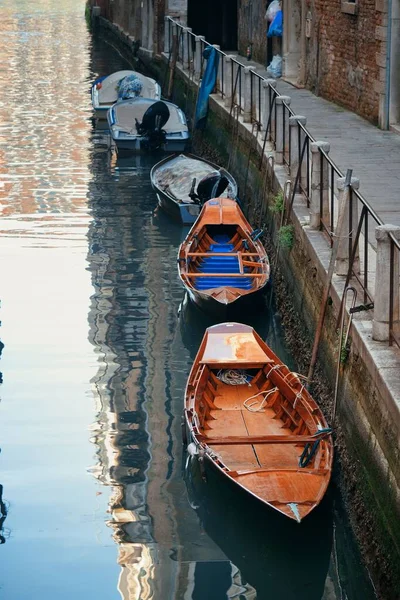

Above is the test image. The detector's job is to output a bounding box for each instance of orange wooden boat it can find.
[184,323,333,522]
[177,198,270,316]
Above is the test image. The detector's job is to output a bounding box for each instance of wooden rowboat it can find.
[184,323,333,522]
[178,198,270,316]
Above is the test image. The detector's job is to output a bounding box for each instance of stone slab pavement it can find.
[232,55,400,227]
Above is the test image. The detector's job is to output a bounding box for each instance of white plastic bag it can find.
[266,54,282,78]
[265,0,280,23]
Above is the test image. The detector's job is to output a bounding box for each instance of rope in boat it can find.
[217,369,251,386]
[243,387,278,412]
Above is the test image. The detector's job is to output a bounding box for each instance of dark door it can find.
[188,0,238,51]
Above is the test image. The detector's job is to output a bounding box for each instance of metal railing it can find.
[164,16,400,348]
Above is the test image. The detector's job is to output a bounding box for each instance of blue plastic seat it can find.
[195,237,252,290]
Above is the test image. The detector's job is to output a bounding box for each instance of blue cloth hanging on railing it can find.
[194,46,220,129]
[267,10,283,37]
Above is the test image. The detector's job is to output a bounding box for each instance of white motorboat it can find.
[107,98,190,154]
[91,70,161,119]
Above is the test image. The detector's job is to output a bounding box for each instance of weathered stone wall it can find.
[305,0,381,124]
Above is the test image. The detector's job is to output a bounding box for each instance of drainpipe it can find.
[385,0,393,129]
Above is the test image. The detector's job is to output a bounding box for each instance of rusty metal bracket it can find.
[349,302,374,314]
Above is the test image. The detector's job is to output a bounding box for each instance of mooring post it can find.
[335,176,360,276]
[164,16,171,54]
[275,96,291,165]
[373,225,400,341]
[224,55,235,108]
[289,115,307,187]
[310,141,331,229]
[194,36,205,80]
[260,79,276,133]
[243,68,252,123]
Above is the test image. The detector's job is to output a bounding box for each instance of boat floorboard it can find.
[204,384,301,471]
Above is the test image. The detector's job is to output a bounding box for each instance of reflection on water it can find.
[0,1,377,598]
[0,483,9,545]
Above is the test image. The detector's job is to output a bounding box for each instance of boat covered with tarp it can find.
[184,322,333,522]
[91,70,161,118]
[151,154,238,224]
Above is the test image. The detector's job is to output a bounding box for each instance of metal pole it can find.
[307,168,353,388]
[332,286,357,422]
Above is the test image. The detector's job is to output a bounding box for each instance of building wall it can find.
[238,0,269,63]
[303,0,381,124]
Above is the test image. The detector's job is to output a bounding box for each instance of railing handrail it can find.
[165,15,400,346]
[165,16,391,240]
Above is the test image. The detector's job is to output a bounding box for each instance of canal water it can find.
[0,1,377,599]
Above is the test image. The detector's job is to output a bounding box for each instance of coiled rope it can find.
[217,369,250,386]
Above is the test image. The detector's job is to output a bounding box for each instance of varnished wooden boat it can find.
[178,198,270,316]
[184,323,333,522]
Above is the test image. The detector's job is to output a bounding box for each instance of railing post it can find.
[243,68,252,123]
[224,55,235,108]
[310,141,331,230]
[335,176,360,276]
[212,45,221,92]
[194,36,205,79]
[260,79,276,133]
[182,27,192,69]
[275,95,291,164]
[289,115,307,186]
[164,16,171,54]
[373,225,400,341]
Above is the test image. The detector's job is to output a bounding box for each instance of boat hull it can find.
[185,441,327,523]
[185,283,267,318]
[156,190,201,225]
[93,105,111,120]
[113,135,189,155]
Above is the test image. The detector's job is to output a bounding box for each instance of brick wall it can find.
[305,0,381,123]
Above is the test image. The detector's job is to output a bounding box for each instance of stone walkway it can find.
[233,55,400,227]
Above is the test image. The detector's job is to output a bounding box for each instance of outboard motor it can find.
[135,101,170,151]
[196,173,230,203]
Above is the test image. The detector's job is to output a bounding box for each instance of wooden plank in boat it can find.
[213,383,259,410]
[201,332,273,366]
[186,252,260,257]
[229,467,329,477]
[200,434,322,444]
[242,408,298,468]
[185,272,264,277]
[204,410,248,437]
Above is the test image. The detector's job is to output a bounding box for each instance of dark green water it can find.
[0,1,377,598]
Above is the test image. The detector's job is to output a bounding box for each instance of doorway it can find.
[188,0,238,50]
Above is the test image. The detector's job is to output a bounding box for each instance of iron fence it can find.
[164,16,400,347]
